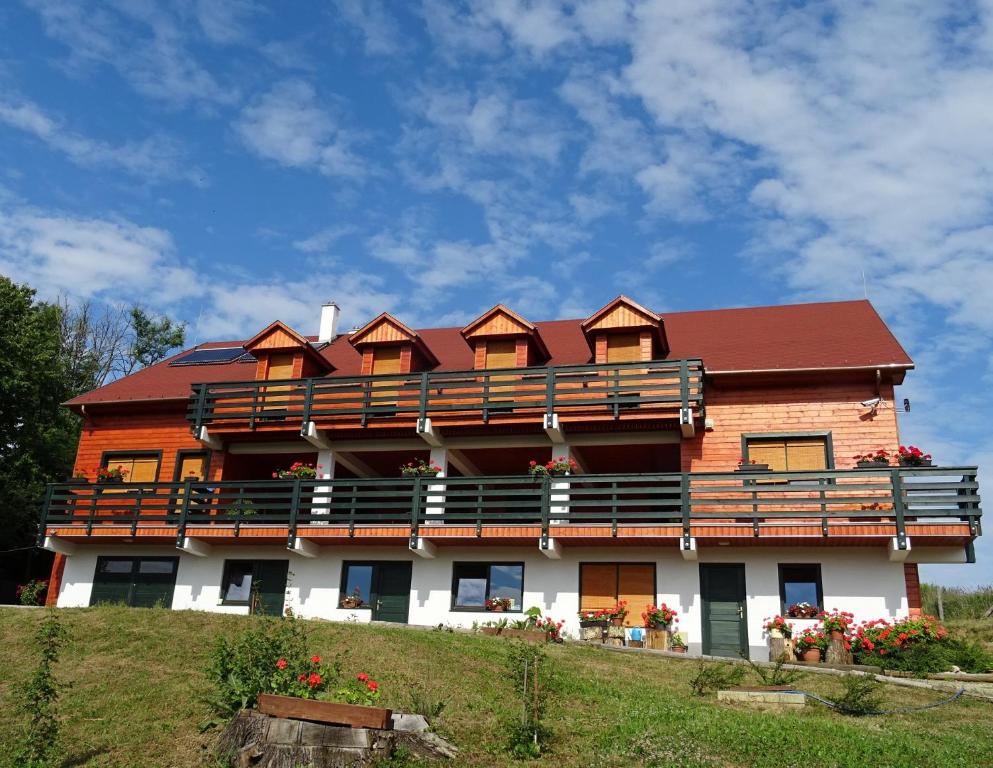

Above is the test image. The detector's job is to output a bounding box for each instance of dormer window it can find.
[242,321,332,382]
[581,295,669,365]
[348,313,439,376]
[460,305,549,370]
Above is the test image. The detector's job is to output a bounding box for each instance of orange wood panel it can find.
[585,302,656,331]
[464,310,531,337]
[904,563,922,616]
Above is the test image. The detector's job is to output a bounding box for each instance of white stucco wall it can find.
[56,544,914,660]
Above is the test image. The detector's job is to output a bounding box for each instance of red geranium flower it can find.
[367,680,378,691]
[276,658,288,670]
[311,655,321,663]
[357,673,369,682]
[308,673,321,687]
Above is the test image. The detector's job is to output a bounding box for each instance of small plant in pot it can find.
[853,450,890,468]
[670,632,688,653]
[528,456,578,477]
[339,586,364,609]
[787,601,819,619]
[400,458,443,477]
[578,608,610,628]
[795,627,827,662]
[763,615,794,639]
[642,603,678,630]
[818,609,855,641]
[735,457,769,472]
[897,445,932,467]
[273,462,320,480]
[95,465,128,483]
[486,597,512,612]
[534,617,565,643]
[607,600,628,627]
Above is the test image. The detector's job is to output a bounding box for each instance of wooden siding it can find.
[352,316,415,345]
[585,301,657,332]
[249,326,306,350]
[463,308,531,338]
[681,380,902,472]
[904,563,922,616]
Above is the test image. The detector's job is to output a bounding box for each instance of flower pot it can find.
[801,648,822,663]
[899,459,932,467]
[649,622,671,631]
[579,620,607,629]
[610,617,624,627]
[257,693,392,730]
[671,646,687,654]
[340,599,363,609]
[735,463,770,472]
[856,461,889,469]
[829,630,845,642]
[489,605,504,613]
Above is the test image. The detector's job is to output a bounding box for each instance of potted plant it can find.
[578,608,609,628]
[897,445,932,467]
[340,586,364,609]
[670,633,688,653]
[528,456,578,477]
[642,603,678,630]
[607,601,628,627]
[786,601,819,619]
[735,457,770,472]
[853,450,890,468]
[95,465,128,483]
[400,458,443,477]
[818,609,854,641]
[485,597,512,612]
[273,462,319,480]
[534,617,565,643]
[763,615,794,639]
[795,628,826,662]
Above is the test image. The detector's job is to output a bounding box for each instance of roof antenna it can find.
[862,267,868,299]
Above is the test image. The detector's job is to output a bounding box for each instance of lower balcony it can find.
[39,467,981,560]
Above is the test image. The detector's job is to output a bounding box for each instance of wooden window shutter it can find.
[617,565,654,627]
[748,442,787,471]
[580,564,617,612]
[785,439,828,471]
[371,346,402,375]
[129,457,160,483]
[606,333,642,364]
[485,339,517,369]
[266,353,295,380]
[177,454,207,481]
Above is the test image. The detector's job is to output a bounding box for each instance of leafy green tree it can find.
[122,306,186,376]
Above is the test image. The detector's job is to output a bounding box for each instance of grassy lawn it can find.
[1,607,992,768]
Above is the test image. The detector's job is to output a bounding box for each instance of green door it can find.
[251,560,289,617]
[700,564,748,658]
[372,562,412,623]
[91,557,178,608]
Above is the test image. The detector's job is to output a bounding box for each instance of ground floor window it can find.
[339,561,412,623]
[579,563,655,627]
[220,559,289,616]
[451,562,524,611]
[90,556,178,608]
[779,563,823,613]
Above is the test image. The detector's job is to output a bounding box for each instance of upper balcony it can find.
[186,358,705,436]
[40,466,981,561]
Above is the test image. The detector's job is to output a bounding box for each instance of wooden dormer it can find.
[348,313,439,376]
[581,296,669,364]
[244,321,332,380]
[461,304,550,370]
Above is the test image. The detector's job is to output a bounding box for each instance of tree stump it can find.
[645,628,672,651]
[824,638,853,666]
[604,625,626,647]
[216,710,457,768]
[769,637,793,662]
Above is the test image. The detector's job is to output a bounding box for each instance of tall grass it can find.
[921,583,993,620]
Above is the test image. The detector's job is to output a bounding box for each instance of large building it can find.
[40,296,981,658]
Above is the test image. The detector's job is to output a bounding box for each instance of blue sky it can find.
[1,1,991,586]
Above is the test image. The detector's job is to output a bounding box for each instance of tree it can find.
[121,306,186,376]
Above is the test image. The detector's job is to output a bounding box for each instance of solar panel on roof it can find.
[169,347,246,366]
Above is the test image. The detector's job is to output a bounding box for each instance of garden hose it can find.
[787,687,966,715]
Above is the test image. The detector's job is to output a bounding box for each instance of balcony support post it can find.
[539,536,561,559]
[891,468,908,551]
[425,447,448,520]
[549,445,573,527]
[888,536,912,562]
[289,537,319,558]
[195,425,223,450]
[543,412,564,443]
[416,417,443,447]
[178,535,212,557]
[410,537,436,558]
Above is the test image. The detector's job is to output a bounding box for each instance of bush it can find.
[690,661,746,696]
[204,617,342,717]
[833,675,883,716]
[15,612,69,768]
[505,640,555,758]
[871,637,993,675]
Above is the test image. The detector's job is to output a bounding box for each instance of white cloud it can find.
[333,0,408,56]
[292,226,354,254]
[0,97,206,185]
[195,0,261,44]
[235,80,367,177]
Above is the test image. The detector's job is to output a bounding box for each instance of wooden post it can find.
[937,585,944,622]
[825,638,852,666]
[645,628,672,651]
[769,637,793,662]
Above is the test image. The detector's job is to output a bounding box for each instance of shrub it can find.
[690,661,745,696]
[505,640,555,758]
[745,657,801,687]
[15,612,69,768]
[833,675,883,716]
[16,579,49,606]
[204,617,341,716]
[403,684,447,720]
[871,637,993,675]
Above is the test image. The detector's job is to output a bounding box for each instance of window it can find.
[220,560,289,615]
[266,353,295,380]
[90,556,178,608]
[341,563,375,608]
[451,562,524,611]
[579,563,655,627]
[606,333,643,364]
[779,564,823,613]
[99,451,161,485]
[743,435,831,472]
[174,450,209,481]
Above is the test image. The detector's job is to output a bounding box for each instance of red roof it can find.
[66,300,913,407]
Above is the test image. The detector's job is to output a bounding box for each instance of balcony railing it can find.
[186,358,705,431]
[40,467,980,557]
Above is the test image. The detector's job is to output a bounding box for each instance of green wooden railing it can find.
[186,358,705,431]
[39,467,981,559]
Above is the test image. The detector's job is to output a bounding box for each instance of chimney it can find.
[318,301,340,342]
